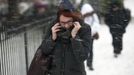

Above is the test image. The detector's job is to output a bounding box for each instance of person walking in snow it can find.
[81,3,100,70]
[104,2,131,58]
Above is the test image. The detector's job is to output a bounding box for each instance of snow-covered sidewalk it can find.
[85,22,134,75]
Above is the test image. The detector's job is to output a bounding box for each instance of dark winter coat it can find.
[39,22,91,75]
[104,8,131,34]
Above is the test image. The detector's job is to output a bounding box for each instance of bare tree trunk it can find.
[8,0,19,20]
[88,0,101,15]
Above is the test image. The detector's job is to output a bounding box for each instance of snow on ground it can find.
[85,22,134,75]
[124,0,134,17]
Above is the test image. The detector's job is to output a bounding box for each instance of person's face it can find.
[37,7,46,14]
[59,15,74,29]
[112,5,119,11]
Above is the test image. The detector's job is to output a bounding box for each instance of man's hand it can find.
[71,22,81,38]
[51,23,61,41]
[93,33,99,40]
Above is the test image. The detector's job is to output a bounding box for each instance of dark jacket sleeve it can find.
[122,9,131,28]
[71,26,91,63]
[38,19,57,55]
[104,13,112,26]
[39,36,56,55]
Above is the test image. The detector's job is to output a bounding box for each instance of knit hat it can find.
[59,0,75,12]
[34,2,47,8]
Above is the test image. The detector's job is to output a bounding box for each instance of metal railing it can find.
[0,14,56,75]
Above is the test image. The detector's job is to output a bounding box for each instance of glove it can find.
[93,33,99,40]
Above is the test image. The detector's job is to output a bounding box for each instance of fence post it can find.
[24,27,28,72]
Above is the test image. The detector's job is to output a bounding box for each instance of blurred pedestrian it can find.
[33,1,48,19]
[81,3,100,70]
[18,2,30,15]
[104,2,131,58]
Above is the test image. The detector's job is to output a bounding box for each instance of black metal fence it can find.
[0,13,56,75]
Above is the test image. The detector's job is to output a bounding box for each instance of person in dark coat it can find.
[38,0,92,75]
[104,2,131,57]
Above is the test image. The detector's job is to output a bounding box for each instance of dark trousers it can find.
[112,33,123,54]
[87,39,94,66]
